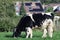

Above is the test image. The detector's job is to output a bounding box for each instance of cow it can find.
[53,5,60,29]
[12,12,54,38]
[53,5,60,12]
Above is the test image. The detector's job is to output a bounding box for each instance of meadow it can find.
[0,30,60,40]
[0,0,60,40]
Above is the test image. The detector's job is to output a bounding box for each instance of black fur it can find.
[12,16,33,37]
[32,13,54,27]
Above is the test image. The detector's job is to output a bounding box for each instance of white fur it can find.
[26,27,32,38]
[45,12,52,16]
[42,12,52,16]
[42,19,54,38]
[41,12,45,15]
[26,12,35,22]
[42,29,47,38]
[48,19,54,38]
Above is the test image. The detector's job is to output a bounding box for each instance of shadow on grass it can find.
[20,34,26,38]
[5,34,26,38]
[5,35,13,38]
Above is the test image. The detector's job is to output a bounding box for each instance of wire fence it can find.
[55,20,60,31]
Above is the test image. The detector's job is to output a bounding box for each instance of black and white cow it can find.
[53,6,60,12]
[12,12,54,38]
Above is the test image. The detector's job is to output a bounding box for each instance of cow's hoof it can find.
[26,37,28,38]
[42,35,47,38]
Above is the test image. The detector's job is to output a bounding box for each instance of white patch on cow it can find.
[48,25,53,38]
[47,20,54,38]
[35,25,38,28]
[41,12,45,15]
[41,12,52,16]
[26,12,35,22]
[42,19,49,29]
[26,27,32,38]
[42,29,47,38]
[42,19,54,38]
[45,12,52,16]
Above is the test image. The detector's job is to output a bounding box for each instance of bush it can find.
[45,7,53,12]
[0,0,24,32]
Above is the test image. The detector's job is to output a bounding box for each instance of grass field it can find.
[0,30,60,40]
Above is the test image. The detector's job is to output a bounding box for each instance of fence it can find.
[55,20,60,31]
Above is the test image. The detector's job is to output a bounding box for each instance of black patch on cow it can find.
[32,13,54,27]
[12,16,33,37]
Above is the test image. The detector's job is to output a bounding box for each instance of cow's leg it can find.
[42,25,47,38]
[30,30,32,38]
[48,22,53,38]
[42,29,47,38]
[26,27,32,38]
[26,31,30,38]
[42,20,48,38]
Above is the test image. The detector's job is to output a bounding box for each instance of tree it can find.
[20,1,26,15]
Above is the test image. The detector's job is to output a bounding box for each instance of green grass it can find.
[0,30,60,40]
